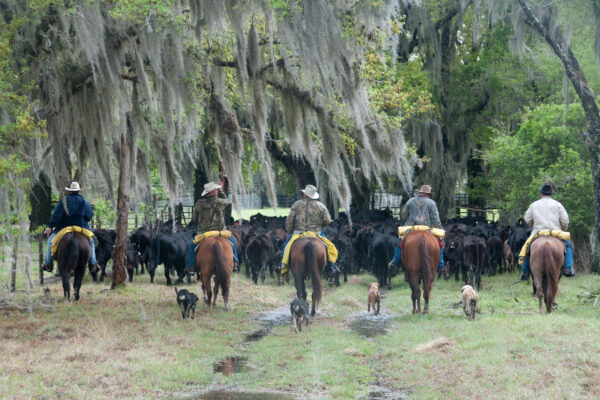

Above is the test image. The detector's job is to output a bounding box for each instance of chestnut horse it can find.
[54,232,91,301]
[194,237,234,311]
[289,237,327,316]
[530,236,564,313]
[402,231,440,315]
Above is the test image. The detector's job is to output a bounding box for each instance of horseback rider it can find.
[389,185,444,272]
[520,183,574,281]
[280,184,337,284]
[185,166,238,271]
[41,182,98,273]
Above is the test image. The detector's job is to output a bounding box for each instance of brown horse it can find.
[194,237,234,311]
[54,232,91,301]
[530,236,564,313]
[289,237,327,316]
[402,231,440,315]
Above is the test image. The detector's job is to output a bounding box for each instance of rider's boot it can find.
[520,257,530,281]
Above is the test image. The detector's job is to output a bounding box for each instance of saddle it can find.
[280,231,338,273]
[51,226,95,256]
[518,230,570,265]
[398,225,445,249]
[193,230,232,245]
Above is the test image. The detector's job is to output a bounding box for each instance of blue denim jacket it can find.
[48,193,94,231]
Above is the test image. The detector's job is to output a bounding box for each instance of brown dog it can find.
[367,282,381,315]
[461,285,478,320]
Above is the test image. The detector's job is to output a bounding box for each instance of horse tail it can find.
[419,234,432,282]
[543,242,558,303]
[213,241,228,293]
[65,234,80,274]
[306,241,322,304]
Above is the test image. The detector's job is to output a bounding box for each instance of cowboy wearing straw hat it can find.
[41,182,98,273]
[280,184,338,285]
[185,178,238,271]
[519,183,574,280]
[389,184,445,272]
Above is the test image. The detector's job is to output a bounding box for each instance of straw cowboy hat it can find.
[416,184,433,195]
[301,184,319,200]
[65,182,81,192]
[201,182,222,196]
[540,183,556,196]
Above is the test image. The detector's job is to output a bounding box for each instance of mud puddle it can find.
[366,385,410,400]
[245,306,291,342]
[213,356,248,376]
[176,389,296,400]
[348,311,394,338]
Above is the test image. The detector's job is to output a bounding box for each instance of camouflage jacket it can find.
[402,196,442,228]
[285,198,332,233]
[191,196,230,233]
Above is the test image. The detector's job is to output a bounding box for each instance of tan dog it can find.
[461,285,478,320]
[367,282,381,315]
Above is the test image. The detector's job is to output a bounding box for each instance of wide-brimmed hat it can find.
[301,184,319,200]
[201,182,222,196]
[540,183,556,196]
[65,182,81,192]
[416,184,433,195]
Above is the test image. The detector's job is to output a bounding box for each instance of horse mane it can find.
[305,241,322,305]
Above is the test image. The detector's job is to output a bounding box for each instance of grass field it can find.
[1,261,600,399]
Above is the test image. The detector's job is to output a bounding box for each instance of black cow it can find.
[129,227,152,275]
[508,219,531,265]
[370,230,397,289]
[462,235,486,290]
[91,229,116,282]
[486,235,504,275]
[147,232,190,285]
[125,242,138,282]
[245,232,274,284]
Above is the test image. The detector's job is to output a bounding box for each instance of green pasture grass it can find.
[0,260,599,399]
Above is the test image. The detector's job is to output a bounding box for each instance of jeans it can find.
[45,231,96,265]
[187,237,238,267]
[391,242,444,272]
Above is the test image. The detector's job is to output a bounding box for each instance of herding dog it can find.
[461,285,478,320]
[290,298,310,332]
[175,287,199,320]
[367,282,381,315]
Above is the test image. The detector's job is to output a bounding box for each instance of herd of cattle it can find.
[89,210,532,291]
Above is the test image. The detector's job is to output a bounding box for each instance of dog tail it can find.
[305,240,322,305]
[213,241,228,295]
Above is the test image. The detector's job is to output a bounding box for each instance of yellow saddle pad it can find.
[51,226,95,256]
[518,230,570,265]
[398,225,445,239]
[280,231,338,275]
[193,230,232,245]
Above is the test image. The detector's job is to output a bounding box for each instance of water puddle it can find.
[366,385,410,400]
[213,356,248,376]
[348,311,394,338]
[183,390,296,400]
[245,306,291,342]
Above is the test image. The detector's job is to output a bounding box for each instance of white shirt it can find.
[524,196,569,234]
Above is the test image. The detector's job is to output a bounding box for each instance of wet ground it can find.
[176,389,296,400]
[213,356,248,376]
[244,305,291,341]
[366,385,410,400]
[348,310,394,338]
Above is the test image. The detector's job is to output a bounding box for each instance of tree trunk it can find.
[10,239,18,292]
[517,0,600,271]
[265,132,315,198]
[111,112,135,288]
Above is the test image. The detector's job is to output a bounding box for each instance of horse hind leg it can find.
[260,262,267,284]
[212,279,219,308]
[73,267,85,301]
[61,272,71,300]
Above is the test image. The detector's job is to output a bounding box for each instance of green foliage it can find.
[484,103,592,235]
[92,198,116,227]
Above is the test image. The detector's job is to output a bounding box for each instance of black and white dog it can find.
[290,298,310,332]
[175,287,199,320]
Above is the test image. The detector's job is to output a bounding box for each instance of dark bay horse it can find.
[54,232,91,300]
[289,237,327,316]
[402,231,439,315]
[194,237,234,311]
[530,236,564,313]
